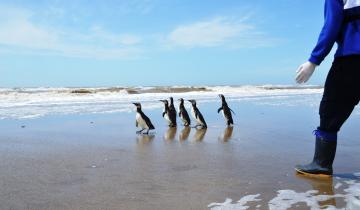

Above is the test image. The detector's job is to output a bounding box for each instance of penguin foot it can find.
[143,129,151,135]
[136,129,145,134]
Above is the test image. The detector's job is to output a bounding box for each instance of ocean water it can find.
[0,85,325,120]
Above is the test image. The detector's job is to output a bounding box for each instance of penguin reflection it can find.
[164,127,177,141]
[295,174,336,207]
[179,126,191,141]
[193,128,207,142]
[219,126,233,142]
[136,134,155,145]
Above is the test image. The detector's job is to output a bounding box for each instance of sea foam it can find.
[209,178,360,210]
[0,85,324,119]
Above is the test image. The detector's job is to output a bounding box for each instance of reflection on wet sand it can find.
[136,134,155,145]
[296,174,336,207]
[179,126,191,141]
[164,127,177,141]
[193,128,207,142]
[219,126,233,142]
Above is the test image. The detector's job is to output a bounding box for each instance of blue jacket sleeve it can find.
[309,0,344,65]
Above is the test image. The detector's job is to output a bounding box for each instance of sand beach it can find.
[0,86,359,209]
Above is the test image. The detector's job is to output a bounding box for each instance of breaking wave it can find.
[0,85,323,119]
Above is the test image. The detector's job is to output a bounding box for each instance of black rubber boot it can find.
[295,134,337,176]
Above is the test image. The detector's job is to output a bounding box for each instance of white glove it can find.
[295,61,317,84]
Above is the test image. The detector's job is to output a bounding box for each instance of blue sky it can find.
[0,0,335,87]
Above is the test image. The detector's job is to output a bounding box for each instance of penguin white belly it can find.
[221,110,225,118]
[136,113,148,129]
[221,110,228,121]
[191,108,196,120]
[164,112,171,123]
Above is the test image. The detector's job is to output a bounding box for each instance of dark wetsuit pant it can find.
[319,55,360,133]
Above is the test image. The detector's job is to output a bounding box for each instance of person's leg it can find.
[296,56,360,176]
[319,55,360,133]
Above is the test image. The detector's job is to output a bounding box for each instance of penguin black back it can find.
[217,94,234,126]
[168,97,177,126]
[178,98,191,126]
[169,97,176,113]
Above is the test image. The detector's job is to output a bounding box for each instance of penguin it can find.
[178,98,191,126]
[160,99,177,127]
[188,99,207,129]
[168,97,178,126]
[133,103,155,135]
[217,94,235,126]
[169,97,177,115]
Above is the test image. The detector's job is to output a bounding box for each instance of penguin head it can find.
[178,98,184,104]
[187,99,196,106]
[133,102,142,110]
[159,99,169,105]
[219,94,225,101]
[169,97,174,104]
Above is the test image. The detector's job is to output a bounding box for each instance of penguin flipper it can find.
[230,108,236,115]
[195,111,199,119]
[217,107,223,113]
[136,121,138,127]
[228,117,234,126]
[162,112,166,117]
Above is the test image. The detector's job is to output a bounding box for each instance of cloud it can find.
[0,6,143,59]
[167,16,278,49]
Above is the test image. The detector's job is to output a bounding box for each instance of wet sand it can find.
[0,100,359,209]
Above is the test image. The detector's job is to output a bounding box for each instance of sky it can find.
[0,0,336,87]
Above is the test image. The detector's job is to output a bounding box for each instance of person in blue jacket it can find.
[295,0,360,176]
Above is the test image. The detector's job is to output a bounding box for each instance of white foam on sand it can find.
[209,178,360,210]
[268,190,340,210]
[335,182,343,189]
[208,194,261,210]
